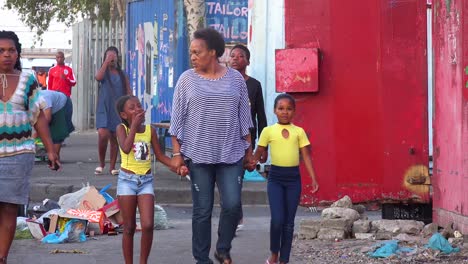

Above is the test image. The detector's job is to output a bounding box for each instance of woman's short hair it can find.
[193,27,225,58]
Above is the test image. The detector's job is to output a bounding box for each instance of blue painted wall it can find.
[126,0,249,124]
[206,0,248,44]
[126,0,188,124]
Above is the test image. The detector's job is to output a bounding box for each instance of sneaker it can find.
[236,224,244,232]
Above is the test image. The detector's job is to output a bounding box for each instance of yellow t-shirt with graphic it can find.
[257,123,310,167]
[120,124,152,175]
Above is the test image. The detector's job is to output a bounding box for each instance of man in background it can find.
[48,51,76,97]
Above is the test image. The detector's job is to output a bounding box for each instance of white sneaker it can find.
[236,224,244,232]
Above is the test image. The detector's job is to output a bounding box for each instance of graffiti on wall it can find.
[128,13,175,123]
[206,1,248,43]
[155,13,175,120]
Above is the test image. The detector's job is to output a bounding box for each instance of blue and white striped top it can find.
[169,68,253,164]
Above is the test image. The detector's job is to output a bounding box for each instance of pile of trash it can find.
[16,183,169,244]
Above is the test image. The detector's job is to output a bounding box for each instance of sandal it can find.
[94,166,103,175]
[111,169,119,176]
[265,259,277,264]
[214,251,232,264]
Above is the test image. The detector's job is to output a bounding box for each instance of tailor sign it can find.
[206,0,248,43]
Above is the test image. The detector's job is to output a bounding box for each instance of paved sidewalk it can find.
[30,130,268,205]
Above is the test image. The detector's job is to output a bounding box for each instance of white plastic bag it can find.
[58,184,90,210]
[154,204,169,230]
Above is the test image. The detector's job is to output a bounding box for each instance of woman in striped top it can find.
[0,31,59,264]
[169,28,254,264]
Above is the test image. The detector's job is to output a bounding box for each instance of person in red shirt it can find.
[48,51,76,97]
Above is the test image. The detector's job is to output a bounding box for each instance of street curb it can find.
[29,184,269,205]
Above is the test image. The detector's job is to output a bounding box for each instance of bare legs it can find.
[0,202,18,263]
[97,128,118,173]
[118,194,154,264]
[138,195,154,264]
[109,134,118,173]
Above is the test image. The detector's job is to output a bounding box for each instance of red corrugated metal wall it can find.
[432,0,468,233]
[281,0,430,205]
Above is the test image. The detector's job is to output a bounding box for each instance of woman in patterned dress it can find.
[0,31,59,264]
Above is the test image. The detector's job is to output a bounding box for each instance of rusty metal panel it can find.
[275,48,319,93]
[432,0,468,234]
[283,0,429,206]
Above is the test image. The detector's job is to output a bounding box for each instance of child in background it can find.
[95,46,132,176]
[115,95,187,264]
[252,93,319,264]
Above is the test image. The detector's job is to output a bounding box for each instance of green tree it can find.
[3,0,124,42]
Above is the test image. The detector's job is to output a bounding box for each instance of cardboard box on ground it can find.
[26,219,48,240]
[78,186,106,211]
[29,185,123,239]
[99,200,124,225]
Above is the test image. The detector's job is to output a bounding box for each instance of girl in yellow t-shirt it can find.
[115,95,187,264]
[252,93,319,264]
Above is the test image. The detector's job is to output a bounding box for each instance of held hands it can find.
[171,155,190,177]
[179,165,189,177]
[243,155,257,172]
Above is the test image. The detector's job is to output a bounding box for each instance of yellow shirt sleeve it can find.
[297,126,311,148]
[257,126,270,147]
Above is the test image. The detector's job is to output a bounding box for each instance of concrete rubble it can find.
[295,195,467,263]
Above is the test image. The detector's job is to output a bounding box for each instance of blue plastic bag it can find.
[243,170,265,182]
[42,219,87,244]
[369,240,414,258]
[426,233,460,254]
[369,240,399,258]
[99,183,114,204]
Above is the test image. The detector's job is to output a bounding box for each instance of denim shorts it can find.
[116,170,154,196]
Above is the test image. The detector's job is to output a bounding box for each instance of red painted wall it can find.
[282,0,430,205]
[432,0,468,233]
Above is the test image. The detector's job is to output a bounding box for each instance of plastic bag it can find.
[369,240,399,258]
[426,233,460,254]
[42,219,87,244]
[37,209,64,224]
[369,240,414,258]
[243,170,265,182]
[99,184,114,204]
[154,204,169,230]
[16,217,29,231]
[58,185,90,210]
